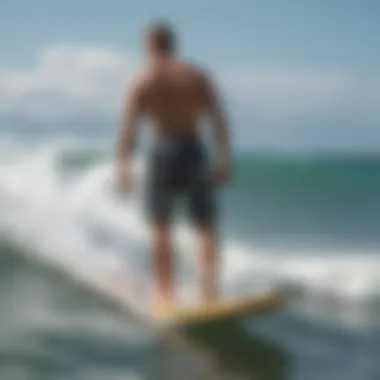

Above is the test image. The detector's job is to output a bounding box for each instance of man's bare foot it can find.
[153,296,175,317]
[202,295,219,309]
[201,281,219,306]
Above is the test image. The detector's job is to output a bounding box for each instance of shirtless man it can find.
[115,21,230,313]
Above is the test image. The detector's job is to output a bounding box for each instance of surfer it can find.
[115,21,231,314]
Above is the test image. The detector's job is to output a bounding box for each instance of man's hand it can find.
[200,71,231,187]
[115,75,145,198]
[116,165,133,197]
[211,159,230,185]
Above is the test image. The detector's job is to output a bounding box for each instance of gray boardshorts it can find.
[145,134,216,228]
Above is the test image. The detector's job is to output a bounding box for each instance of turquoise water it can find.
[223,154,380,248]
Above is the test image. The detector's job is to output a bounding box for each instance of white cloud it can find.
[221,69,380,125]
[0,44,136,121]
[0,44,379,149]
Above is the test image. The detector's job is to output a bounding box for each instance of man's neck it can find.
[148,52,174,66]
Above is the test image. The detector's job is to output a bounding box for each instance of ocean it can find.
[0,132,379,380]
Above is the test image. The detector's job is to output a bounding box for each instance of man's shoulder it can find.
[128,70,152,99]
[181,61,220,100]
[182,60,211,81]
[131,69,151,87]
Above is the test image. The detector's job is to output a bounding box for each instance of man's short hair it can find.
[146,21,176,54]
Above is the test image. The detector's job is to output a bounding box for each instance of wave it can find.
[0,135,379,331]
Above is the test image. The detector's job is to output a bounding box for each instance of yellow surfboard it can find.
[152,292,281,327]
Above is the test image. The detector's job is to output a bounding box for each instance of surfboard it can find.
[94,270,281,331]
[152,291,281,328]
[9,233,280,331]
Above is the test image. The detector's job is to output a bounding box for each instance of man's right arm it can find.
[201,72,231,183]
[114,75,145,194]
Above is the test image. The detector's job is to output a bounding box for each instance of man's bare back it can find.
[133,58,215,139]
[115,22,230,313]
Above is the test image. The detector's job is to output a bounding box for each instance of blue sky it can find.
[0,0,379,151]
[1,0,379,67]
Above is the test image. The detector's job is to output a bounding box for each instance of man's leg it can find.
[197,223,219,302]
[147,184,175,313]
[146,146,177,313]
[188,170,219,302]
[150,223,175,313]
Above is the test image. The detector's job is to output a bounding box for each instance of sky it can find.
[0,0,379,152]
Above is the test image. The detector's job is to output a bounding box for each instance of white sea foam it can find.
[0,134,379,327]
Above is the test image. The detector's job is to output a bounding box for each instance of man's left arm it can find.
[115,78,144,194]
